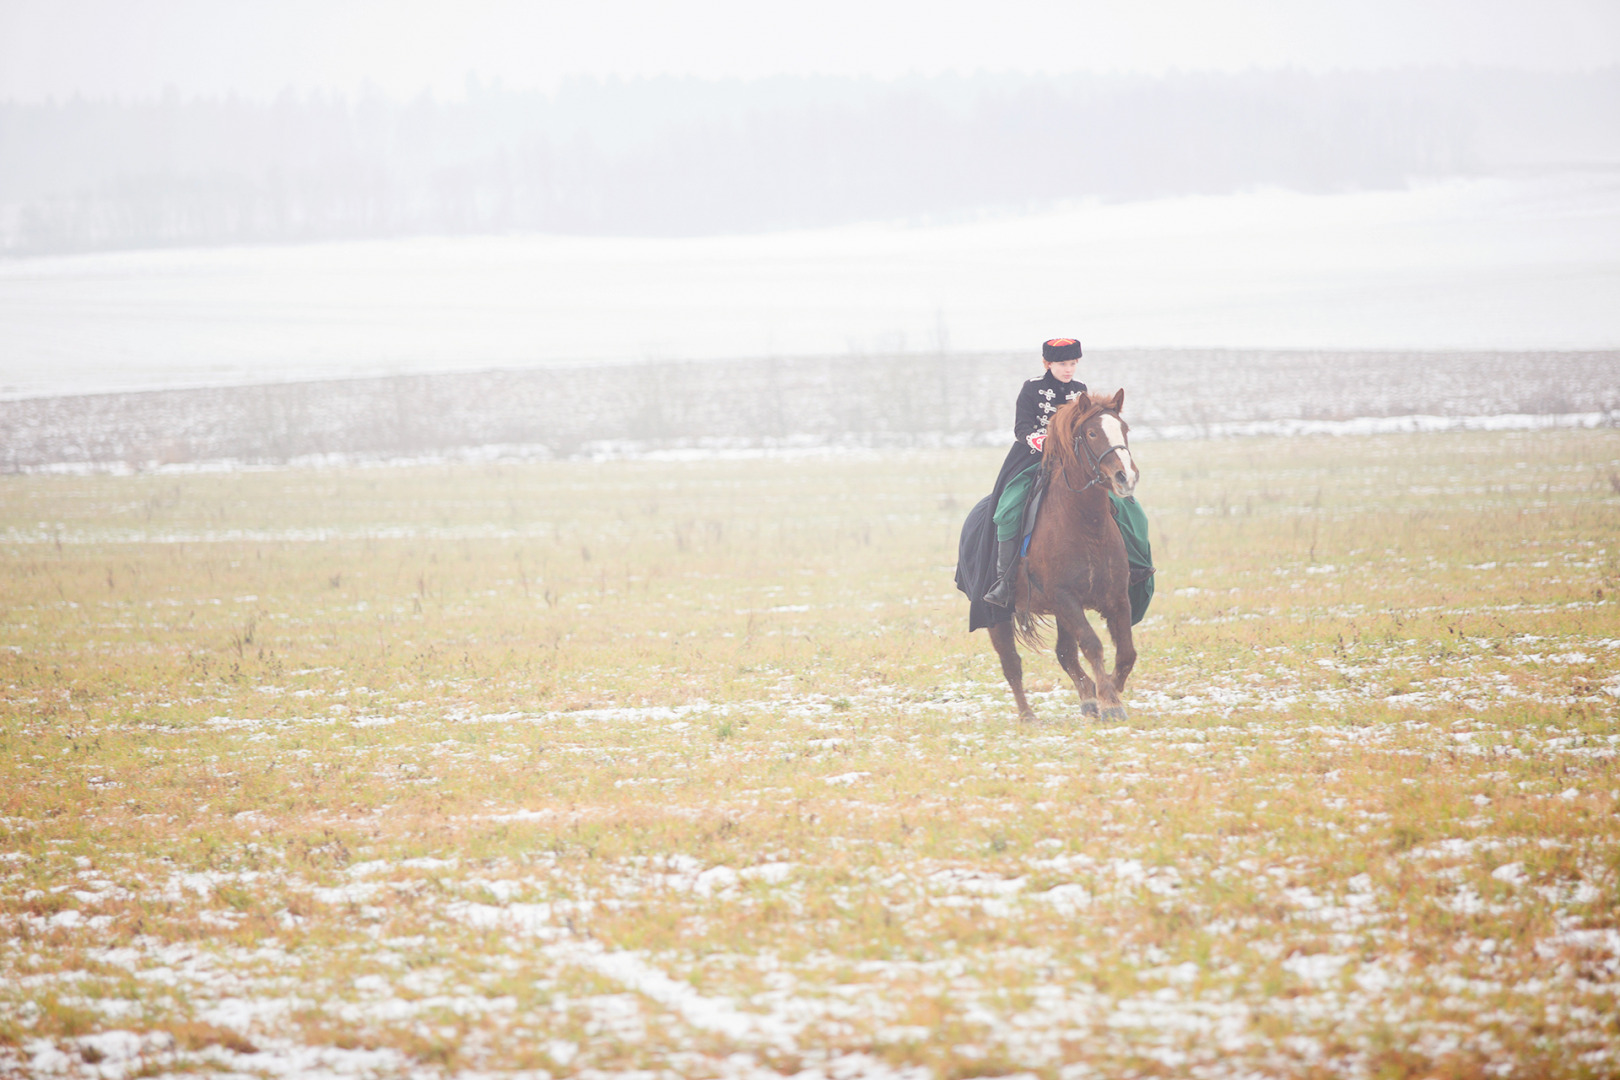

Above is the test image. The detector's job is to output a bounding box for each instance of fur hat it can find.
[1042,338,1082,363]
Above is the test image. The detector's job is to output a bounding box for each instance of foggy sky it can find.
[3,0,1619,103]
[3,0,1617,379]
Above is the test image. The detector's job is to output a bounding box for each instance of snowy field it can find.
[2,171,1619,399]
[2,428,1617,1078]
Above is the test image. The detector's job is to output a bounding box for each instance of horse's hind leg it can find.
[1055,624,1099,717]
[988,620,1036,722]
[1054,599,1126,720]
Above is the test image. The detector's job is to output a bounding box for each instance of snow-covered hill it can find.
[2,172,1616,401]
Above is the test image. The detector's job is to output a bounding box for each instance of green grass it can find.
[1,429,1617,1078]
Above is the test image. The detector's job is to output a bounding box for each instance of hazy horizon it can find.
[4,66,1617,257]
[4,2,1617,257]
[3,2,1617,394]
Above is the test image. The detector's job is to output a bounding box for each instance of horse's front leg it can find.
[1055,624,1099,717]
[1053,597,1126,720]
[988,620,1036,722]
[1103,604,1137,696]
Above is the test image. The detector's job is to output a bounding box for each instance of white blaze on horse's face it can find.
[1098,413,1137,497]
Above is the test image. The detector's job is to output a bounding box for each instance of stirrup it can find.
[984,565,1017,607]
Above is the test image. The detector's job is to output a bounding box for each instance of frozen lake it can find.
[2,171,1617,399]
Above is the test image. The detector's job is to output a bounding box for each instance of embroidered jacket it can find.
[1013,371,1089,460]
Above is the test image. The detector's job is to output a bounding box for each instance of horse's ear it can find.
[1109,388,1125,413]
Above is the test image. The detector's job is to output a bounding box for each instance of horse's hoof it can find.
[1019,709,1038,723]
[1080,700,1100,718]
[1101,704,1129,721]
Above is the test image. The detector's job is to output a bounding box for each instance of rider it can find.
[983,338,1088,607]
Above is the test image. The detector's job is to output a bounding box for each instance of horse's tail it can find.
[1013,608,1049,651]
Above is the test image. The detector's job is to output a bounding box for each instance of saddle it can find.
[1017,473,1048,558]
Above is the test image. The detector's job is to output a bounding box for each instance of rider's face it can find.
[1046,359,1080,383]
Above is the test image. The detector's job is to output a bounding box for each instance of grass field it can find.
[2,429,1617,1079]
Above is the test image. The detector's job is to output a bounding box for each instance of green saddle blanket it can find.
[1108,494,1156,626]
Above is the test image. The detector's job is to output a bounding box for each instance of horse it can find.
[988,389,1140,722]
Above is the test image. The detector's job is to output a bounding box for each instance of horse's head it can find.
[1049,388,1139,497]
[1087,389,1138,497]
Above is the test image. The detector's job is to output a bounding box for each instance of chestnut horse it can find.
[988,389,1140,721]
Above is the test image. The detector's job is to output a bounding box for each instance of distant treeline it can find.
[2,68,1617,255]
[6,351,1616,471]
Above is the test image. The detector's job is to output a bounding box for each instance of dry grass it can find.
[1,429,1617,1078]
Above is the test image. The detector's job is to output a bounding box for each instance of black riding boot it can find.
[983,538,1020,607]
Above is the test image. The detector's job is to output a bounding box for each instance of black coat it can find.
[955,372,1088,630]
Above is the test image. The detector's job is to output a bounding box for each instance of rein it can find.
[1050,405,1130,495]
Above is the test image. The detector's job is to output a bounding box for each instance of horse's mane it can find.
[1040,390,1115,481]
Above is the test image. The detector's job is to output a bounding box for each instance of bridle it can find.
[1052,404,1131,494]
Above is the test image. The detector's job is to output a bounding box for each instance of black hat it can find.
[1042,338,1082,363]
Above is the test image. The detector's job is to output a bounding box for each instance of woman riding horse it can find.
[983,338,1089,607]
[955,337,1155,719]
